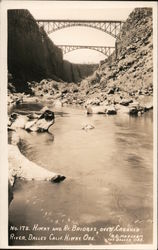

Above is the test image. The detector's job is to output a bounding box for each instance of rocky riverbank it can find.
[8,144,66,204]
[21,76,152,116]
[8,105,66,204]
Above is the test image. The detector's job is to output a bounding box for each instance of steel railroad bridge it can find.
[58,45,115,57]
[36,19,124,38]
[36,19,125,57]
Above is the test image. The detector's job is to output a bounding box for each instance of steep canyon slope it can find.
[99,7,153,94]
[75,8,153,105]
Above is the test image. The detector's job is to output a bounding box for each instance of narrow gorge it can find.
[7,6,154,247]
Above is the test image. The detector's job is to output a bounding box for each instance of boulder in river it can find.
[129,106,139,116]
[25,110,55,132]
[8,110,55,132]
[128,102,142,116]
[82,124,95,130]
[106,105,117,115]
[119,98,133,106]
[86,106,106,114]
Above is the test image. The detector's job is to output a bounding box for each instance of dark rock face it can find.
[8,9,63,92]
[8,9,97,92]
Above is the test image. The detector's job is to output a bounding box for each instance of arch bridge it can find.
[36,19,125,38]
[58,45,115,57]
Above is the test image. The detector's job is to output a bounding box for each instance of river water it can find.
[9,103,153,246]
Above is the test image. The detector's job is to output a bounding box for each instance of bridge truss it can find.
[58,45,115,57]
[36,19,125,39]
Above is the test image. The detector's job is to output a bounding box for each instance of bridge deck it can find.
[36,19,125,23]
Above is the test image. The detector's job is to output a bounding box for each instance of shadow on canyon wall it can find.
[8,9,98,92]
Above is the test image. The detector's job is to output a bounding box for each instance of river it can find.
[9,103,153,246]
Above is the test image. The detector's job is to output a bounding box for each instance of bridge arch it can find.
[36,20,124,39]
[58,45,115,57]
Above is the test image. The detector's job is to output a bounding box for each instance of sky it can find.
[13,1,135,63]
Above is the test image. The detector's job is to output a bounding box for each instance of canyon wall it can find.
[8,9,97,92]
[85,8,153,95]
[8,10,63,92]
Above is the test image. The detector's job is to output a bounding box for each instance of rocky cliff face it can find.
[8,9,97,92]
[81,8,153,96]
[99,7,153,94]
[8,9,64,92]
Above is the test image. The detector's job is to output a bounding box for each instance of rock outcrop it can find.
[100,8,153,95]
[8,109,55,132]
[82,8,153,100]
